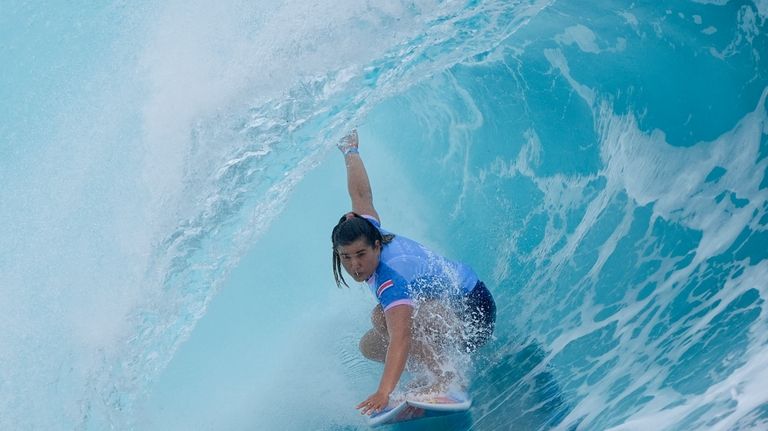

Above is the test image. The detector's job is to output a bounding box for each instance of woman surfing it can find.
[330,130,496,416]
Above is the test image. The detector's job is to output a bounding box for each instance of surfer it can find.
[331,130,496,415]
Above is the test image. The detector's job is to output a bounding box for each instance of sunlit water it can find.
[2,1,767,430]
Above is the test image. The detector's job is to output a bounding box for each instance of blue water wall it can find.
[2,1,767,430]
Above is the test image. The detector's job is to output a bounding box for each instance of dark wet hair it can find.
[331,213,394,288]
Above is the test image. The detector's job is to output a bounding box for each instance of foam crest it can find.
[599,87,768,263]
[536,85,768,431]
[481,23,768,428]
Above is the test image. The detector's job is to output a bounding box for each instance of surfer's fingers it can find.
[356,399,373,413]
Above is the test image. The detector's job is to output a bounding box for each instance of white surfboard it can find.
[368,391,472,427]
[406,391,472,411]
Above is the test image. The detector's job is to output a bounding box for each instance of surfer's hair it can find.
[331,213,394,288]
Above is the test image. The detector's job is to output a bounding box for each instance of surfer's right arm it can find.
[338,130,381,222]
[357,304,412,415]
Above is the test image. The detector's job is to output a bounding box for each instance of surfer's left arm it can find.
[356,305,412,415]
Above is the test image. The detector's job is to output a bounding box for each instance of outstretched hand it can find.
[338,129,359,155]
[356,390,390,416]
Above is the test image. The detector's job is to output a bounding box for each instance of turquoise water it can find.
[2,1,767,430]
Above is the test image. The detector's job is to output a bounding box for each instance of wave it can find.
[1,1,766,430]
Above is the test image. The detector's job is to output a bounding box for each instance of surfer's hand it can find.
[356,390,389,415]
[337,129,359,155]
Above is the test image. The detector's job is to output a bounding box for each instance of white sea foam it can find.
[534,46,768,431]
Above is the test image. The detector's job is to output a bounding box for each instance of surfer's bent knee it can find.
[359,329,387,363]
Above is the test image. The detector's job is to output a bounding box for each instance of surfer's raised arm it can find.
[336,130,409,413]
[338,130,381,223]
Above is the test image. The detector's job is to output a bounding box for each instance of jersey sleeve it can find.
[375,276,414,312]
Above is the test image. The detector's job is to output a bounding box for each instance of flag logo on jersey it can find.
[377,279,394,297]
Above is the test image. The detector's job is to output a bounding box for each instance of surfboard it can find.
[368,391,472,427]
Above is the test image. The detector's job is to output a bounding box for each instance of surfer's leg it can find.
[359,329,388,362]
[409,301,462,390]
[359,305,389,362]
[412,300,462,349]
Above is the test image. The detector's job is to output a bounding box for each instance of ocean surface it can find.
[2,1,767,430]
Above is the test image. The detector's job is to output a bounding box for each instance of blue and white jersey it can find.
[363,215,479,312]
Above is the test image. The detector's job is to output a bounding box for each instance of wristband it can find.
[343,147,359,156]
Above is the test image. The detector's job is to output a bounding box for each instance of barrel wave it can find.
[1,1,767,430]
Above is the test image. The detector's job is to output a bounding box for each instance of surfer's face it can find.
[337,238,381,282]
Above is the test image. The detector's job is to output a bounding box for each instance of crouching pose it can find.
[331,130,496,415]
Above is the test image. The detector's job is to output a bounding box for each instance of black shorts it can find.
[460,281,496,353]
